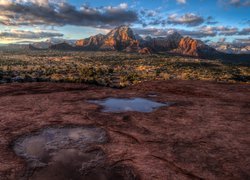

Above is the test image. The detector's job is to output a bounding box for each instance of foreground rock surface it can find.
[0,80,249,179]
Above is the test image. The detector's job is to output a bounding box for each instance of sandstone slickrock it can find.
[0,80,249,179]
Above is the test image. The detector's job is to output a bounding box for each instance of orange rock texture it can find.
[138,47,152,54]
[178,37,200,56]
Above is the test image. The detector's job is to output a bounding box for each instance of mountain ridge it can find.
[29,25,249,59]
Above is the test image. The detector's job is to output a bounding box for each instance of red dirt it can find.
[0,80,249,179]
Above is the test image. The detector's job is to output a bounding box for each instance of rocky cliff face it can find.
[48,25,222,58]
[101,25,137,50]
[142,32,182,51]
[75,34,106,50]
[173,37,220,57]
[75,25,137,51]
[75,38,89,47]
[125,40,141,53]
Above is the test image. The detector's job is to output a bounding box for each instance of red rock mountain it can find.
[173,37,220,57]
[76,34,106,50]
[32,25,222,58]
[76,25,138,51]
[142,32,182,51]
[101,25,137,50]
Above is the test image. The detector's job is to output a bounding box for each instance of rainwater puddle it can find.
[13,127,138,180]
[13,127,107,167]
[89,97,170,113]
[13,127,139,180]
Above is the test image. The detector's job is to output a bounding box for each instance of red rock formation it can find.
[141,32,182,51]
[75,34,105,50]
[138,47,152,55]
[101,25,136,51]
[173,37,220,57]
[125,40,141,53]
[50,25,221,58]
[75,38,89,47]
[177,37,200,56]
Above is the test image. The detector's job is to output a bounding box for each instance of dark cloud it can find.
[139,12,215,28]
[167,13,204,27]
[140,9,158,18]
[134,25,249,39]
[216,26,239,35]
[0,1,138,27]
[179,29,217,38]
[0,30,63,39]
[138,8,165,27]
[134,28,174,37]
[206,16,219,25]
[233,37,250,45]
[220,0,250,7]
[238,28,250,35]
[133,27,217,38]
[199,26,246,36]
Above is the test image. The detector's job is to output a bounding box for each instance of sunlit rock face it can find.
[138,47,152,55]
[75,38,89,47]
[53,25,223,58]
[101,25,137,51]
[75,25,138,51]
[75,34,106,50]
[173,37,220,57]
[177,37,201,56]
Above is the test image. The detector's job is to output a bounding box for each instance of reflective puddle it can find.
[13,127,138,180]
[13,127,107,167]
[89,98,170,113]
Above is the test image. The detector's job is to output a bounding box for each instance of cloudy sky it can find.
[0,0,249,44]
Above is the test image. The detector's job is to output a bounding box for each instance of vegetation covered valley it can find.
[0,50,249,87]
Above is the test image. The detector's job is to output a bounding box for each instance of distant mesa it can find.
[28,25,243,59]
[29,44,43,51]
[50,42,76,51]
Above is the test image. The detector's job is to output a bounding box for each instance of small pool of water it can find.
[13,127,138,179]
[13,127,107,167]
[89,97,170,113]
